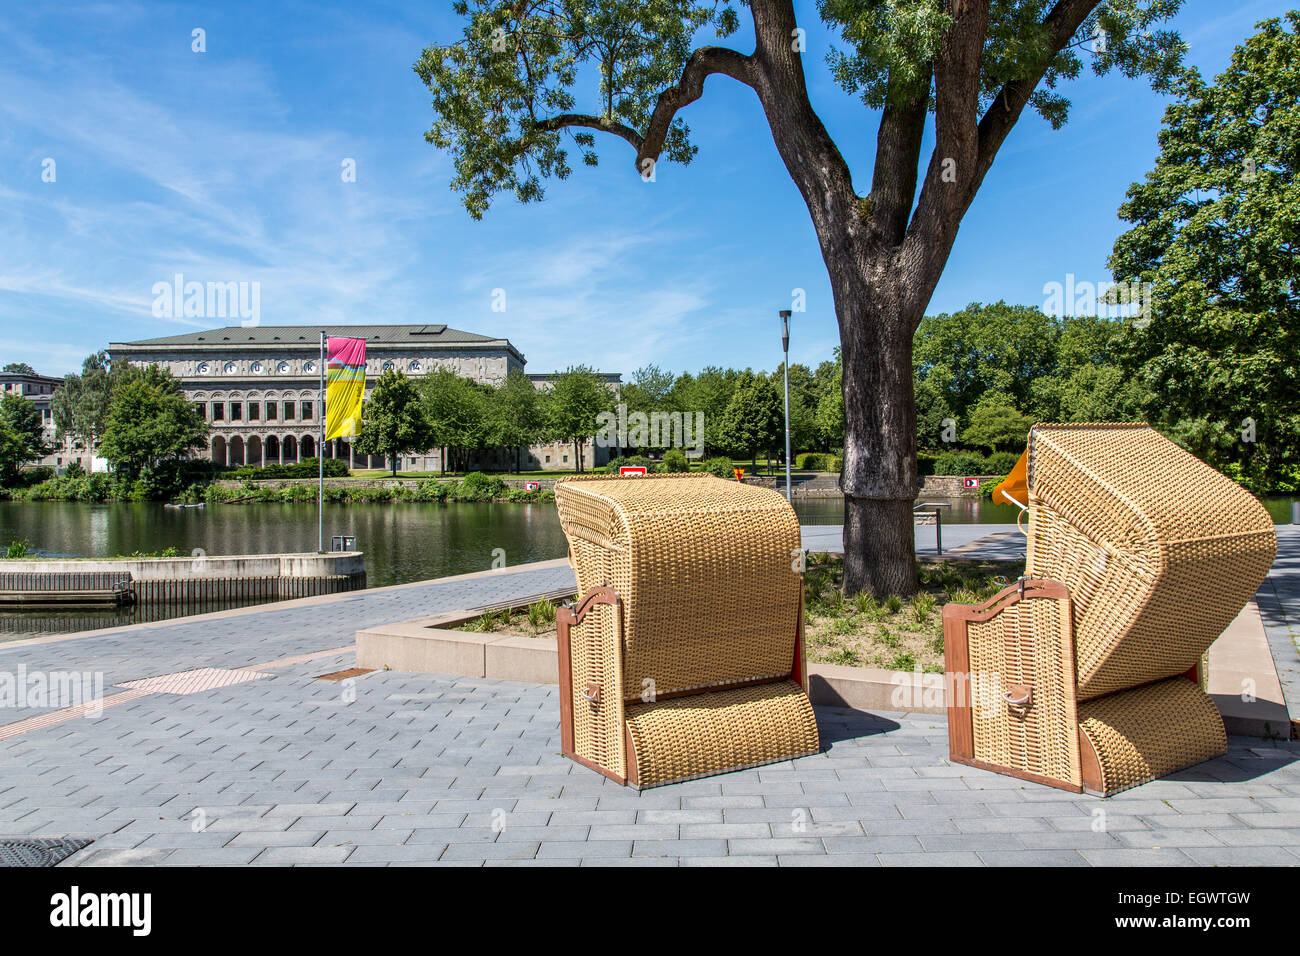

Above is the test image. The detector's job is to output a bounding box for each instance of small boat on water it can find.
[163,502,206,509]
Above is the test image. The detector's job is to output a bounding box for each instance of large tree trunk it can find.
[833,263,921,597]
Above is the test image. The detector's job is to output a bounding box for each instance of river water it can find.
[1,495,1294,639]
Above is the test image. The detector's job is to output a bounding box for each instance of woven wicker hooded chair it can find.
[553,473,820,788]
[943,423,1277,795]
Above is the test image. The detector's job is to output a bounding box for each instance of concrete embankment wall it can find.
[0,552,366,604]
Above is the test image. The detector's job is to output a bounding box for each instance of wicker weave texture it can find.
[625,680,819,788]
[555,474,803,698]
[565,539,627,778]
[966,594,1081,787]
[1027,424,1276,700]
[1078,677,1227,795]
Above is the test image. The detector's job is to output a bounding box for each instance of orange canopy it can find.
[992,448,1029,508]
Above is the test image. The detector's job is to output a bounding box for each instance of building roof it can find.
[112,324,506,348]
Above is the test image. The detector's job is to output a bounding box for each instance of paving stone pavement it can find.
[0,663,1297,867]
[0,524,1295,866]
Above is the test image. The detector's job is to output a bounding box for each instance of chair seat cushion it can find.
[625,680,819,788]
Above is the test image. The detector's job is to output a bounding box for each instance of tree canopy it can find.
[417,0,1191,596]
[1110,11,1300,489]
[355,369,437,476]
[99,372,208,480]
[0,394,51,482]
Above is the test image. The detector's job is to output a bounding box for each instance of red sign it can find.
[963,477,979,488]
[524,480,540,491]
[734,468,745,482]
[619,466,648,476]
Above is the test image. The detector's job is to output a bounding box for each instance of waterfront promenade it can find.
[1,525,1297,867]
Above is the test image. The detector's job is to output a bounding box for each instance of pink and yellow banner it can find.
[325,337,366,439]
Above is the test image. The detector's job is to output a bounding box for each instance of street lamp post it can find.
[779,310,792,501]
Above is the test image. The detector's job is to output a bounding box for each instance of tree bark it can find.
[835,266,921,596]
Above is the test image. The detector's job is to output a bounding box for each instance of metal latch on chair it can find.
[582,682,601,705]
[1003,683,1033,708]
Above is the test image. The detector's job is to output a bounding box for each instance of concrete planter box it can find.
[355,597,949,714]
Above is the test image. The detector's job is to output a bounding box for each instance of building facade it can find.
[0,368,101,472]
[107,324,619,472]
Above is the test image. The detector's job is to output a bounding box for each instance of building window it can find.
[544,455,550,464]
[249,403,260,421]
[301,400,313,420]
[284,401,296,420]
[212,403,224,421]
[230,402,242,421]
[266,402,277,421]
[194,403,206,420]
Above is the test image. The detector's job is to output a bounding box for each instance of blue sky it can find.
[0,0,1290,378]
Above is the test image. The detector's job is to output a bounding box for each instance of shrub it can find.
[604,455,654,474]
[700,456,736,479]
[232,458,349,480]
[10,466,55,488]
[454,471,506,501]
[986,451,1020,474]
[933,451,989,476]
[659,448,690,473]
[414,478,451,502]
[796,451,843,472]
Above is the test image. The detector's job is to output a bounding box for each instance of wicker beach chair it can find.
[552,473,820,788]
[943,423,1277,795]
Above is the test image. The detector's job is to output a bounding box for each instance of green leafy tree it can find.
[355,369,437,476]
[961,397,1034,453]
[719,370,784,470]
[51,351,116,452]
[2,362,36,375]
[1109,12,1300,484]
[486,369,545,471]
[621,364,678,455]
[99,378,208,480]
[0,394,51,483]
[668,366,738,456]
[421,368,490,473]
[914,302,1059,422]
[545,366,612,472]
[417,0,1186,594]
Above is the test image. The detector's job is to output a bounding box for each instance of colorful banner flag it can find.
[325,337,366,439]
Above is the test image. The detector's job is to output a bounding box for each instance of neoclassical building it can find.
[108,324,618,472]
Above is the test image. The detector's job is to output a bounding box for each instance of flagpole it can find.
[318,331,325,554]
